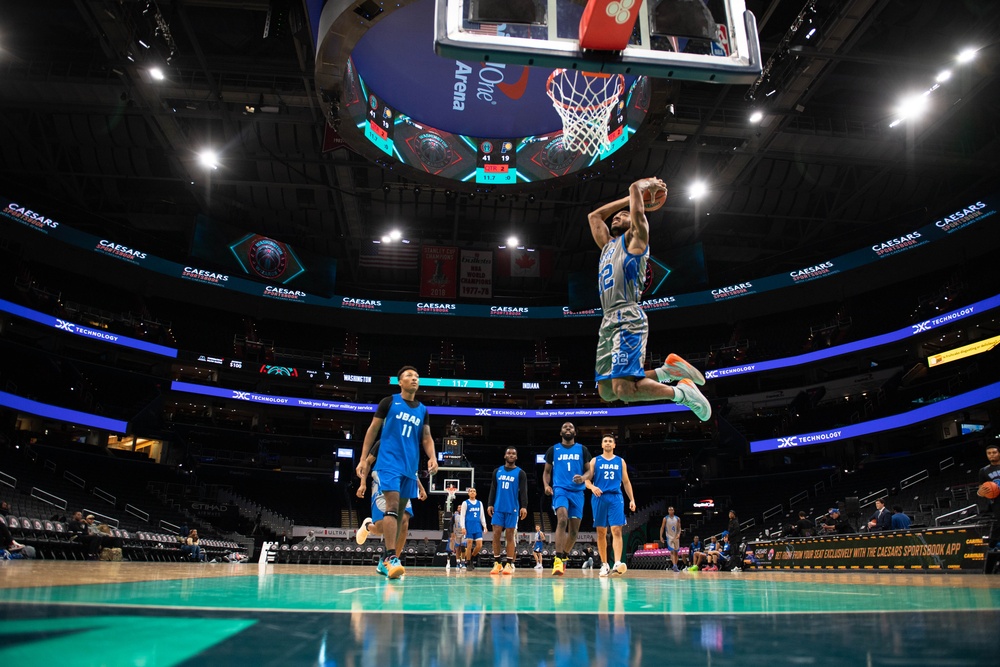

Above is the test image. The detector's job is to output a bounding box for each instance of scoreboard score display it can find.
[476,139,517,184]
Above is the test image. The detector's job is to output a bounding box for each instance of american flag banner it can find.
[359,241,420,269]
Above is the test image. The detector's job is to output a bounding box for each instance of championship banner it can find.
[749,526,987,571]
[419,246,458,299]
[460,250,493,299]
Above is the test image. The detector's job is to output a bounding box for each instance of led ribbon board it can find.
[0,390,129,433]
[0,298,178,358]
[749,380,1000,453]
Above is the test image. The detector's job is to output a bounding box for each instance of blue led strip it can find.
[0,390,129,434]
[704,293,1000,380]
[169,380,686,417]
[749,380,1000,453]
[0,298,178,358]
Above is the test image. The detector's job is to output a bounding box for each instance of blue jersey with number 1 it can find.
[373,394,427,478]
[551,443,588,491]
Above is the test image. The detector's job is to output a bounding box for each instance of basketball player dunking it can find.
[586,177,711,420]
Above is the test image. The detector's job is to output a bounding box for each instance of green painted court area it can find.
[2,572,999,615]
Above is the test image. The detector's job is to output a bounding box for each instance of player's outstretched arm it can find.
[627,178,663,255]
[587,195,630,249]
[357,417,383,478]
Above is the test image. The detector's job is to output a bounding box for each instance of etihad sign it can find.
[4,202,60,231]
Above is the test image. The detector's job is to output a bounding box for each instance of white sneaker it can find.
[673,379,712,422]
[599,563,611,577]
[660,353,706,385]
[534,563,543,570]
[356,517,373,544]
[612,561,627,577]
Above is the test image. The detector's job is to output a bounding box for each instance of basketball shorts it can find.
[595,304,648,381]
[552,489,585,519]
[533,542,544,553]
[492,510,518,530]
[465,526,483,542]
[665,536,680,551]
[375,470,419,499]
[591,493,625,528]
[372,494,413,522]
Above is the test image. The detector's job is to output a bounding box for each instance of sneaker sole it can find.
[666,353,706,386]
[387,565,405,579]
[677,379,712,421]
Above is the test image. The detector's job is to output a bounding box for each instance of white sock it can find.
[671,384,686,403]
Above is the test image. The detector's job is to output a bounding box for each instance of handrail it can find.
[762,504,783,521]
[859,488,888,509]
[900,469,928,491]
[63,470,86,489]
[939,456,954,471]
[43,460,57,473]
[92,487,117,505]
[125,504,149,522]
[159,520,181,535]
[789,490,808,506]
[0,469,15,489]
[30,487,67,510]
[813,481,825,495]
[934,504,979,526]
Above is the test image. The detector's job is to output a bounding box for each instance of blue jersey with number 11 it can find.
[374,395,427,478]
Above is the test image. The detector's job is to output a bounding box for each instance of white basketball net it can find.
[546,69,625,156]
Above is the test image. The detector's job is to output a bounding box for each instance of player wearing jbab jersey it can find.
[488,447,528,575]
[581,434,635,577]
[544,422,592,576]
[357,366,438,579]
[355,441,427,555]
[586,178,711,420]
[459,487,487,570]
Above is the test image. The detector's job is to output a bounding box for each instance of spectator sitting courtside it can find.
[890,505,911,530]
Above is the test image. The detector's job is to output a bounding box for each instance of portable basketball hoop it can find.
[546,69,626,156]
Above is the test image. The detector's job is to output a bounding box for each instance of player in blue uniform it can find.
[532,525,546,570]
[488,447,528,575]
[543,422,592,576]
[582,434,635,577]
[357,366,438,579]
[355,440,427,554]
[459,487,487,570]
[586,178,711,420]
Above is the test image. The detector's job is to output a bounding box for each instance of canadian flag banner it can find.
[510,248,539,277]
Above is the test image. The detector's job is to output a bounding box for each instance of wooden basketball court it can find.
[2,561,998,665]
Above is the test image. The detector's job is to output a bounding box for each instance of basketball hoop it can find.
[546,69,625,157]
[445,485,458,512]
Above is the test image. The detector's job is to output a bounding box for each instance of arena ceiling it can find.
[1,0,999,303]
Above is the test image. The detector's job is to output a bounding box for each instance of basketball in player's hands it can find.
[642,185,667,212]
[979,481,1000,499]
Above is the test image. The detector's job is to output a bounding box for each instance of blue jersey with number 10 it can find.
[494,466,522,513]
[593,455,623,495]
[373,395,427,478]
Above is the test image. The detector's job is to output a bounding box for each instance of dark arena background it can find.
[1,0,999,665]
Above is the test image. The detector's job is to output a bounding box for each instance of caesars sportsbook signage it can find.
[2,193,996,319]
